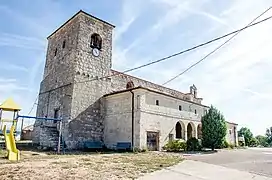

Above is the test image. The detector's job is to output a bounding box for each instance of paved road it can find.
[187,148,272,178]
[138,148,272,180]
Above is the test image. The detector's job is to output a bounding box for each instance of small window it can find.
[62,40,66,48]
[229,129,232,134]
[156,100,159,106]
[54,109,59,118]
[179,105,182,111]
[195,109,197,114]
[54,48,58,56]
[54,109,59,123]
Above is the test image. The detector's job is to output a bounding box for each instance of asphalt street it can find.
[139,148,272,180]
[187,148,272,178]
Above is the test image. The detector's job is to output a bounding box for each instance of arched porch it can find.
[175,121,186,140]
[187,122,196,139]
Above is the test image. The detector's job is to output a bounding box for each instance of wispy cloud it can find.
[188,10,231,27]
[0,78,17,83]
[113,0,210,71]
[0,83,28,92]
[242,88,272,99]
[0,61,28,72]
[0,5,51,38]
[113,0,143,41]
[0,33,45,50]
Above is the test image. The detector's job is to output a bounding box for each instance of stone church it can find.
[33,10,238,150]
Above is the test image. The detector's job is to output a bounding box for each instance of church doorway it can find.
[147,131,159,151]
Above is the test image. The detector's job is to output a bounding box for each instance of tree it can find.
[266,127,272,146]
[249,137,259,147]
[238,127,253,146]
[201,105,227,151]
[256,135,269,147]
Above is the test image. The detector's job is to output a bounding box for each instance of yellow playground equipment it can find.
[0,98,21,130]
[3,125,20,161]
[0,98,21,161]
[0,98,62,158]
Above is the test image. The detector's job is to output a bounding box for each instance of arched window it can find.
[126,81,135,89]
[90,33,102,50]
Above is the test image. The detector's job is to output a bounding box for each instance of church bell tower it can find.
[35,10,115,149]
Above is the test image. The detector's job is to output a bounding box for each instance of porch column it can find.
[195,129,198,139]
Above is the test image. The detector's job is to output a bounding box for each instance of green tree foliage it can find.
[238,127,253,146]
[186,137,202,151]
[249,137,259,147]
[255,135,269,147]
[266,127,272,145]
[201,105,227,151]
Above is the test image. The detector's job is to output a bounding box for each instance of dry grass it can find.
[0,149,6,157]
[0,150,183,180]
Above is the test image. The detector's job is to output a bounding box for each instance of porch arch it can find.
[187,122,196,139]
[175,121,186,139]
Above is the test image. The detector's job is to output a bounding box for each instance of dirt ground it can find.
[0,150,182,180]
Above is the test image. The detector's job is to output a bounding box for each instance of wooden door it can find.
[147,131,159,151]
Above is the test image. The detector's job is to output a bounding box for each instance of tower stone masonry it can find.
[33,10,115,149]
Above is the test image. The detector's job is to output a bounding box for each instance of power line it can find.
[77,14,272,85]
[38,10,272,97]
[32,7,272,124]
[162,6,272,86]
[27,95,38,115]
[157,6,272,114]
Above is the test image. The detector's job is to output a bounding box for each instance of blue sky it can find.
[0,0,271,135]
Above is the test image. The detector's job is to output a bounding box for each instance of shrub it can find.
[238,141,245,147]
[249,138,259,147]
[163,140,186,152]
[223,140,229,148]
[186,137,202,151]
[229,143,234,149]
[133,147,148,153]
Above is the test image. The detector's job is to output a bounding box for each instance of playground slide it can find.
[3,125,20,161]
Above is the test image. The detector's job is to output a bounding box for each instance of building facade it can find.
[33,10,238,150]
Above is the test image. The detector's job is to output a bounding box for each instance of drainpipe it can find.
[130,90,134,151]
